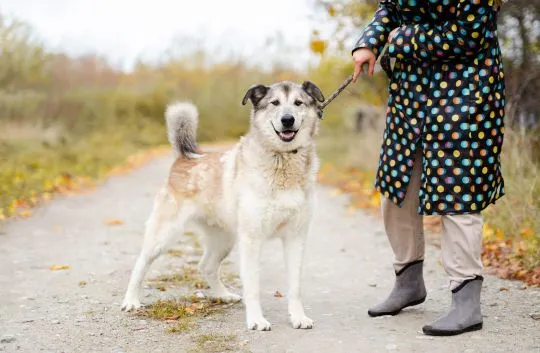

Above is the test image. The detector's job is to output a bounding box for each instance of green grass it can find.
[168,319,194,333]
[190,333,240,353]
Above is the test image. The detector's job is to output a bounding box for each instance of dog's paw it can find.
[121,297,142,312]
[246,316,272,331]
[290,315,314,329]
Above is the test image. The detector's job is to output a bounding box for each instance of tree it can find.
[0,15,48,90]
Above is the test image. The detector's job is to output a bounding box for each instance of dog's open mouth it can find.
[277,130,297,142]
[273,127,298,142]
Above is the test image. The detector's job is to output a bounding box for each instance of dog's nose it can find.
[281,115,295,128]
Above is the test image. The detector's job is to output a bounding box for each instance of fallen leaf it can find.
[185,304,197,315]
[519,228,534,239]
[50,265,71,271]
[104,218,124,226]
[529,313,540,320]
[19,210,32,218]
[274,290,283,298]
[79,280,87,287]
[499,287,509,292]
[164,316,181,321]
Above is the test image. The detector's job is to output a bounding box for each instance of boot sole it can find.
[422,322,483,336]
[367,296,426,317]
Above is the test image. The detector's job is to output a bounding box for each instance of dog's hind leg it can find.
[197,224,241,303]
[283,221,314,329]
[121,188,191,311]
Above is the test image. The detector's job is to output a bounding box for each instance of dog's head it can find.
[242,81,324,152]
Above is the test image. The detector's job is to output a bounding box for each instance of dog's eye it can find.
[271,100,280,106]
[294,100,303,106]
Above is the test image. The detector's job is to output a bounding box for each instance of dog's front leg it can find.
[283,223,313,329]
[238,233,271,331]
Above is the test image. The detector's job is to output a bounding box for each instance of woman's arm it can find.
[352,0,400,58]
[387,0,497,62]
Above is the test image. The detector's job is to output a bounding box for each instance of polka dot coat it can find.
[353,0,505,215]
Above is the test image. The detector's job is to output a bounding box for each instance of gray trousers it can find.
[381,151,483,289]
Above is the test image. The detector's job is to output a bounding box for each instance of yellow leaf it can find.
[310,39,328,55]
[369,192,381,207]
[104,218,124,226]
[44,179,54,191]
[19,210,32,218]
[520,228,534,239]
[50,264,71,271]
[327,5,336,17]
[185,304,197,315]
[482,223,495,239]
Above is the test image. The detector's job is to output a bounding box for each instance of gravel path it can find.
[0,154,539,353]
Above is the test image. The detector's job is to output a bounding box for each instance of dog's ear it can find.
[302,81,325,103]
[242,84,269,106]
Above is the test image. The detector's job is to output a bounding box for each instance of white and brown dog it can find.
[121,81,325,331]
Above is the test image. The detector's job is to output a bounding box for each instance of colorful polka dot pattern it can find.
[353,0,505,215]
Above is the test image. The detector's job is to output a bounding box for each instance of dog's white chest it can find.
[258,188,308,236]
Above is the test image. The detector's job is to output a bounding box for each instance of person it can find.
[351,0,505,336]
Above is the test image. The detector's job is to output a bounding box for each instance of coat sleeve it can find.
[352,1,400,57]
[387,0,496,62]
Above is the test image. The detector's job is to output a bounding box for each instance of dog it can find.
[121,80,325,331]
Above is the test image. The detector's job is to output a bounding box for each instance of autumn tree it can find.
[0,15,48,90]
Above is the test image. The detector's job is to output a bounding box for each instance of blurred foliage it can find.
[0,16,48,90]
[497,0,540,132]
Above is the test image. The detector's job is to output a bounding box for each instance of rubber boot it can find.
[422,276,483,336]
[368,260,427,317]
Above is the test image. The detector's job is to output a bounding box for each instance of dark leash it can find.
[317,46,392,119]
[318,74,354,118]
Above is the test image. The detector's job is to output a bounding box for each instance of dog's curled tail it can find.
[165,101,201,159]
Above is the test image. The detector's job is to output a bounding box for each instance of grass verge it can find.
[0,121,168,221]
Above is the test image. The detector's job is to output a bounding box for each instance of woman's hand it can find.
[352,48,376,82]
